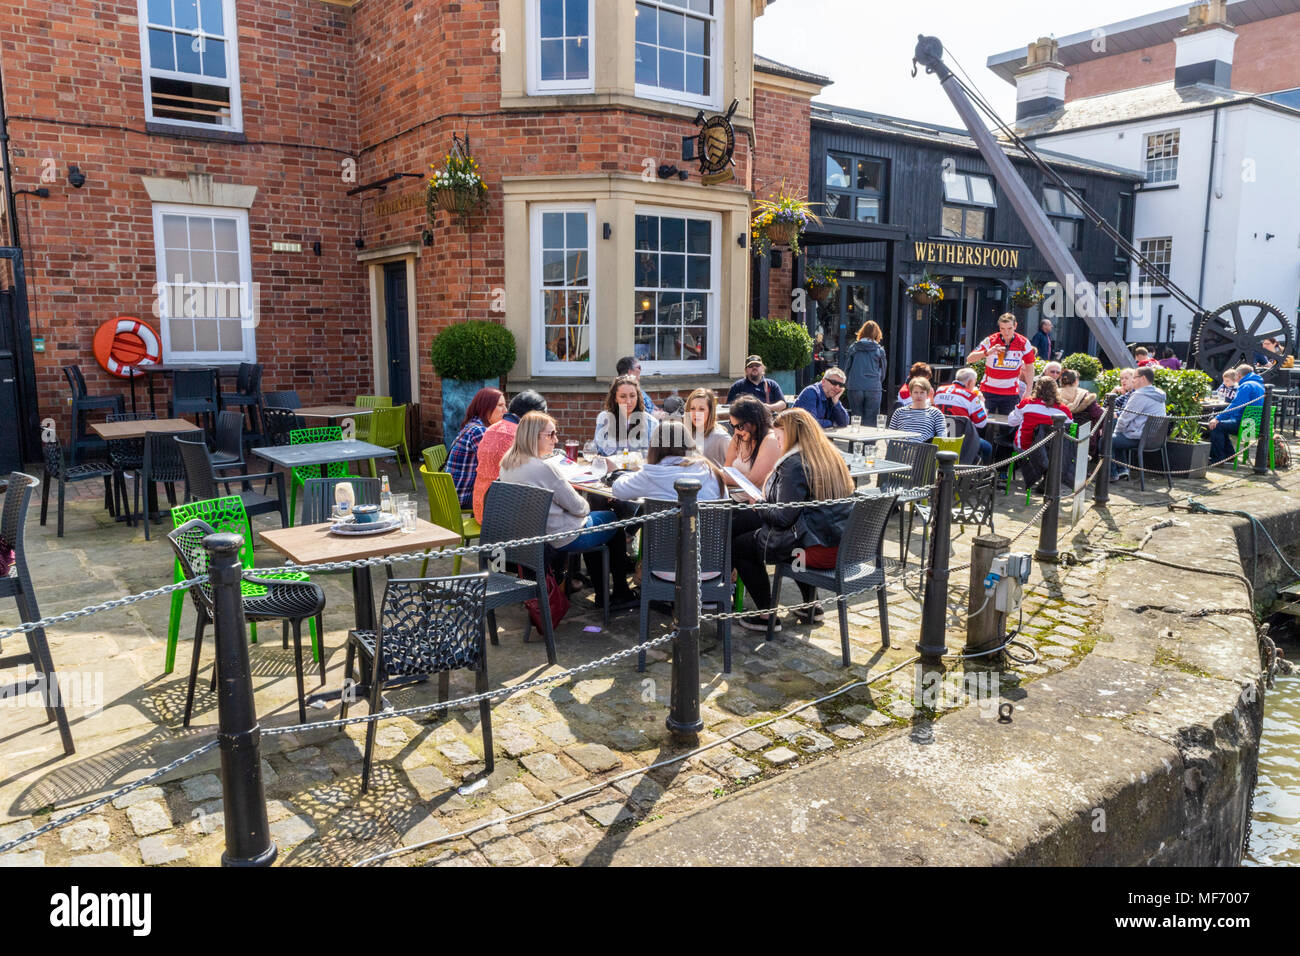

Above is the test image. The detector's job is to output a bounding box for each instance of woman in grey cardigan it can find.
[843,319,887,425]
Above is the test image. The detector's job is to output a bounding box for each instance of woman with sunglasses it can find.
[724,395,781,489]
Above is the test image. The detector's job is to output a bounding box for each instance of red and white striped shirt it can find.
[1007,397,1071,450]
[933,383,988,428]
[977,332,1035,396]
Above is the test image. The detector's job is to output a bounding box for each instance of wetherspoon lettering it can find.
[913,241,1020,270]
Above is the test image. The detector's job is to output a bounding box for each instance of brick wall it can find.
[1063,13,1300,101]
[753,83,812,322]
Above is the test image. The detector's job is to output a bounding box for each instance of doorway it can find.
[382,261,411,406]
[817,279,876,374]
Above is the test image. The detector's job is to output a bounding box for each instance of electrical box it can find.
[984,553,1032,615]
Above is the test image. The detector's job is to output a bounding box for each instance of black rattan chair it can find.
[878,439,937,577]
[478,481,558,666]
[104,411,155,525]
[341,574,491,793]
[260,405,304,447]
[40,437,115,538]
[767,493,897,666]
[168,517,326,726]
[176,437,287,527]
[129,430,203,539]
[952,466,997,536]
[1119,414,1173,492]
[170,368,219,433]
[262,390,302,410]
[637,499,733,672]
[2,473,75,754]
[211,409,246,475]
[63,364,123,465]
[222,362,263,436]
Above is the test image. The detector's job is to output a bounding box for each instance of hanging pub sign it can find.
[913,239,1022,270]
[683,99,738,186]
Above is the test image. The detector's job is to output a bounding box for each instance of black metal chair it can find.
[168,518,326,726]
[1119,414,1173,492]
[2,473,75,754]
[40,437,116,538]
[222,362,263,437]
[260,405,304,447]
[176,436,288,527]
[262,389,302,410]
[299,476,382,524]
[637,499,733,672]
[766,493,898,666]
[952,466,997,536]
[877,439,937,578]
[341,574,491,793]
[63,365,124,466]
[477,481,559,666]
[104,411,155,524]
[170,368,219,434]
[129,430,204,539]
[211,409,246,475]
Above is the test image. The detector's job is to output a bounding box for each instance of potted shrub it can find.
[747,317,813,397]
[804,263,838,304]
[751,185,821,257]
[427,143,489,219]
[1095,366,1213,478]
[1062,352,1103,393]
[430,321,517,441]
[906,272,943,306]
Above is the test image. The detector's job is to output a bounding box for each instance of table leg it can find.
[306,565,376,706]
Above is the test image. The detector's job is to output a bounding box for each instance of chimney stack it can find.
[1014,38,1068,121]
[1174,0,1236,89]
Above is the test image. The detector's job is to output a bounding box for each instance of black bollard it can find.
[1095,393,1116,507]
[1254,384,1274,475]
[1036,416,1066,563]
[667,478,703,743]
[917,451,957,663]
[206,532,277,868]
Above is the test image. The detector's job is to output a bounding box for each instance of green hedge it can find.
[1062,352,1103,381]
[430,321,517,381]
[747,318,813,372]
[1095,366,1212,443]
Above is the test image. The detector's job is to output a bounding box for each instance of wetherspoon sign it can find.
[913,240,1022,270]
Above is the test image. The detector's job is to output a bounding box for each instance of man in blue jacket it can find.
[794,367,850,429]
[1207,363,1265,463]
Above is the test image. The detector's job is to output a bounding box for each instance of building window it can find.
[152,204,255,362]
[531,205,596,375]
[825,152,887,223]
[1143,130,1180,184]
[527,0,593,93]
[634,0,718,108]
[1138,237,1172,286]
[634,207,719,373]
[1043,185,1085,250]
[941,172,995,241]
[139,0,242,131]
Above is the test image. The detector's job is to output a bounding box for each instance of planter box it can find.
[441,377,492,444]
[1165,439,1210,479]
[770,369,798,398]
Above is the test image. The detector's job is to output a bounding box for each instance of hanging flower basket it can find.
[427,137,488,222]
[804,262,838,304]
[809,284,833,303]
[913,291,938,306]
[765,220,799,246]
[1009,274,1044,308]
[906,272,943,307]
[751,183,821,258]
[433,185,482,215]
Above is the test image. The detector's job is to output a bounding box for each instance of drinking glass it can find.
[851,415,862,434]
[591,456,608,479]
[852,442,865,463]
[582,441,598,463]
[398,501,417,533]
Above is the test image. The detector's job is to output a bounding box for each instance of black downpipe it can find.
[1198,106,1221,309]
[0,56,20,247]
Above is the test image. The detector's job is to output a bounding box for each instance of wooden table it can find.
[260,517,462,703]
[295,405,374,422]
[90,418,201,441]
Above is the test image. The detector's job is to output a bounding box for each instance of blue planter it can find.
[771,369,797,398]
[441,378,492,444]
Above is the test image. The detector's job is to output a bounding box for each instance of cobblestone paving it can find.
[0,457,1278,866]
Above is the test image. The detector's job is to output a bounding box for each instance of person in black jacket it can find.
[843,319,887,425]
[731,408,854,632]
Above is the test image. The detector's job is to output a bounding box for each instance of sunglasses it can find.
[541,430,558,438]
[824,379,846,388]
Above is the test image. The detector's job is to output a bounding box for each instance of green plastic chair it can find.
[353,395,391,444]
[419,465,481,575]
[423,444,448,473]
[1234,406,1276,470]
[288,425,347,525]
[367,404,415,485]
[165,496,319,674]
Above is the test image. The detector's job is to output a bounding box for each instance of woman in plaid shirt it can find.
[446,388,506,507]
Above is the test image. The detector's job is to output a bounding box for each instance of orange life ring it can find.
[93,316,162,378]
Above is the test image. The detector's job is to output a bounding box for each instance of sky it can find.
[753,0,1176,127]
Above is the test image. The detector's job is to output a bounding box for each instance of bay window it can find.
[633,207,719,373]
[531,204,596,375]
[634,0,719,108]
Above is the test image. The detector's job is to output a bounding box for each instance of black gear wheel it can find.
[1191,300,1294,383]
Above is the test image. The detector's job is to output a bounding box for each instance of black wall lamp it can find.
[603,223,612,240]
[657,164,689,181]
[67,165,86,189]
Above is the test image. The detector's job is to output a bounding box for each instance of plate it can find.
[330,515,401,536]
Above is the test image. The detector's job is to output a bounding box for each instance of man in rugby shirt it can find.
[933,367,992,463]
[967,313,1036,416]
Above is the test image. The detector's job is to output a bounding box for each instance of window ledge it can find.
[1136,183,1179,192]
[509,374,736,395]
[146,121,248,144]
[498,92,753,129]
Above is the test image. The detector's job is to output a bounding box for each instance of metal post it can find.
[1095,393,1116,507]
[667,478,703,742]
[206,532,276,868]
[1036,416,1066,563]
[965,533,1010,656]
[1254,384,1274,475]
[917,451,957,663]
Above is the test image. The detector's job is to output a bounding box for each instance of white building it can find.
[990,3,1300,349]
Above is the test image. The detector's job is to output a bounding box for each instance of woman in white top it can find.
[724,395,782,489]
[609,420,728,502]
[684,387,730,466]
[594,375,659,455]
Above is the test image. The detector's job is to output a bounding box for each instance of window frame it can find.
[632,204,721,376]
[940,171,996,241]
[137,0,243,133]
[530,202,598,377]
[824,151,888,223]
[151,202,256,364]
[526,0,596,95]
[1043,185,1085,251]
[1137,236,1173,288]
[633,0,722,110]
[1143,129,1180,185]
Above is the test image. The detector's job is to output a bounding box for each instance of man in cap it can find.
[727,355,788,415]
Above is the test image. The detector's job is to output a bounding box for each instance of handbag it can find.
[524,566,570,630]
[0,535,13,578]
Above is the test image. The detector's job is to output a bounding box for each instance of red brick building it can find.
[0,0,826,458]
